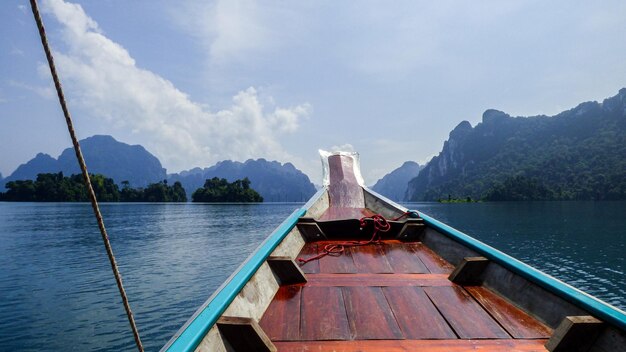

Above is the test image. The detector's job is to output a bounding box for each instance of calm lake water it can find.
[0,201,624,351]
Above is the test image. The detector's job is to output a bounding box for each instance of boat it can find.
[161,151,626,352]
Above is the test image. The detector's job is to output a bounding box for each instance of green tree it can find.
[192,177,263,202]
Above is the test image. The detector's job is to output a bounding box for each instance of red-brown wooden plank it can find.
[301,286,351,340]
[318,246,357,274]
[424,286,510,339]
[259,286,302,341]
[305,273,452,287]
[298,242,320,274]
[466,286,553,338]
[342,286,403,340]
[382,286,456,339]
[351,244,394,273]
[274,339,549,352]
[383,242,429,273]
[411,243,455,274]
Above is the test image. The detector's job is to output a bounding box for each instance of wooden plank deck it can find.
[260,240,552,351]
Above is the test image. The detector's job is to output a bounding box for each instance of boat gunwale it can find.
[161,189,326,352]
[363,188,626,331]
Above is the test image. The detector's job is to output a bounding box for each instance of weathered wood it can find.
[410,243,455,274]
[545,316,604,352]
[424,286,511,339]
[216,316,276,352]
[222,262,279,321]
[267,256,307,285]
[383,242,429,273]
[271,228,305,259]
[304,273,452,287]
[395,219,425,241]
[298,242,320,274]
[448,256,490,285]
[481,262,589,328]
[259,286,302,341]
[318,207,376,221]
[467,286,553,338]
[318,245,357,274]
[421,226,481,267]
[382,286,456,339]
[274,339,550,351]
[327,154,365,208]
[301,286,351,340]
[342,286,403,340]
[351,244,394,273]
[296,220,326,241]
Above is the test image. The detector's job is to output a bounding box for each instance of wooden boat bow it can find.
[162,151,626,352]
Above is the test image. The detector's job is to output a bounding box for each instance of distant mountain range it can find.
[406,88,626,201]
[371,161,422,201]
[3,135,166,188]
[168,160,316,202]
[2,135,316,202]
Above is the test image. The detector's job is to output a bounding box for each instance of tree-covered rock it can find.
[1,172,119,202]
[406,88,626,201]
[192,177,263,202]
[170,159,315,202]
[0,173,186,202]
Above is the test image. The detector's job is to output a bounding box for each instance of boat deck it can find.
[259,240,553,351]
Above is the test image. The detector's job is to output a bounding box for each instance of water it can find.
[0,201,624,351]
[402,201,626,309]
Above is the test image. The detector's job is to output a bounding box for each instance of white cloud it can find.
[8,80,55,100]
[172,0,279,64]
[40,0,310,172]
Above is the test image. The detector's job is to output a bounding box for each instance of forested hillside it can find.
[406,88,626,201]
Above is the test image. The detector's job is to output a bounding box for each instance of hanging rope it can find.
[298,211,415,265]
[29,1,144,351]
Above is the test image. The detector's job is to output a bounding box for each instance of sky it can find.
[1,0,625,185]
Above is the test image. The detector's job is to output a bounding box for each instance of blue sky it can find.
[1,0,625,184]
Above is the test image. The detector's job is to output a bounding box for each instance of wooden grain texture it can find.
[342,286,403,340]
[259,286,302,341]
[351,244,394,273]
[448,256,489,285]
[383,242,429,273]
[424,286,511,339]
[216,316,276,352]
[318,246,357,274]
[298,242,320,274]
[318,207,376,221]
[545,316,604,352]
[327,154,365,208]
[274,339,550,351]
[411,243,455,274]
[301,286,351,341]
[267,256,307,285]
[382,286,456,339]
[467,286,553,339]
[304,273,452,287]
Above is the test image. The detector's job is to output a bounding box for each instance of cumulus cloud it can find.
[41,0,310,172]
[172,0,279,64]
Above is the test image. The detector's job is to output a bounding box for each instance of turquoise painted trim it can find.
[164,207,307,352]
[418,211,626,331]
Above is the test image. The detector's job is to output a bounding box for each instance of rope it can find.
[29,1,144,351]
[298,212,414,265]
